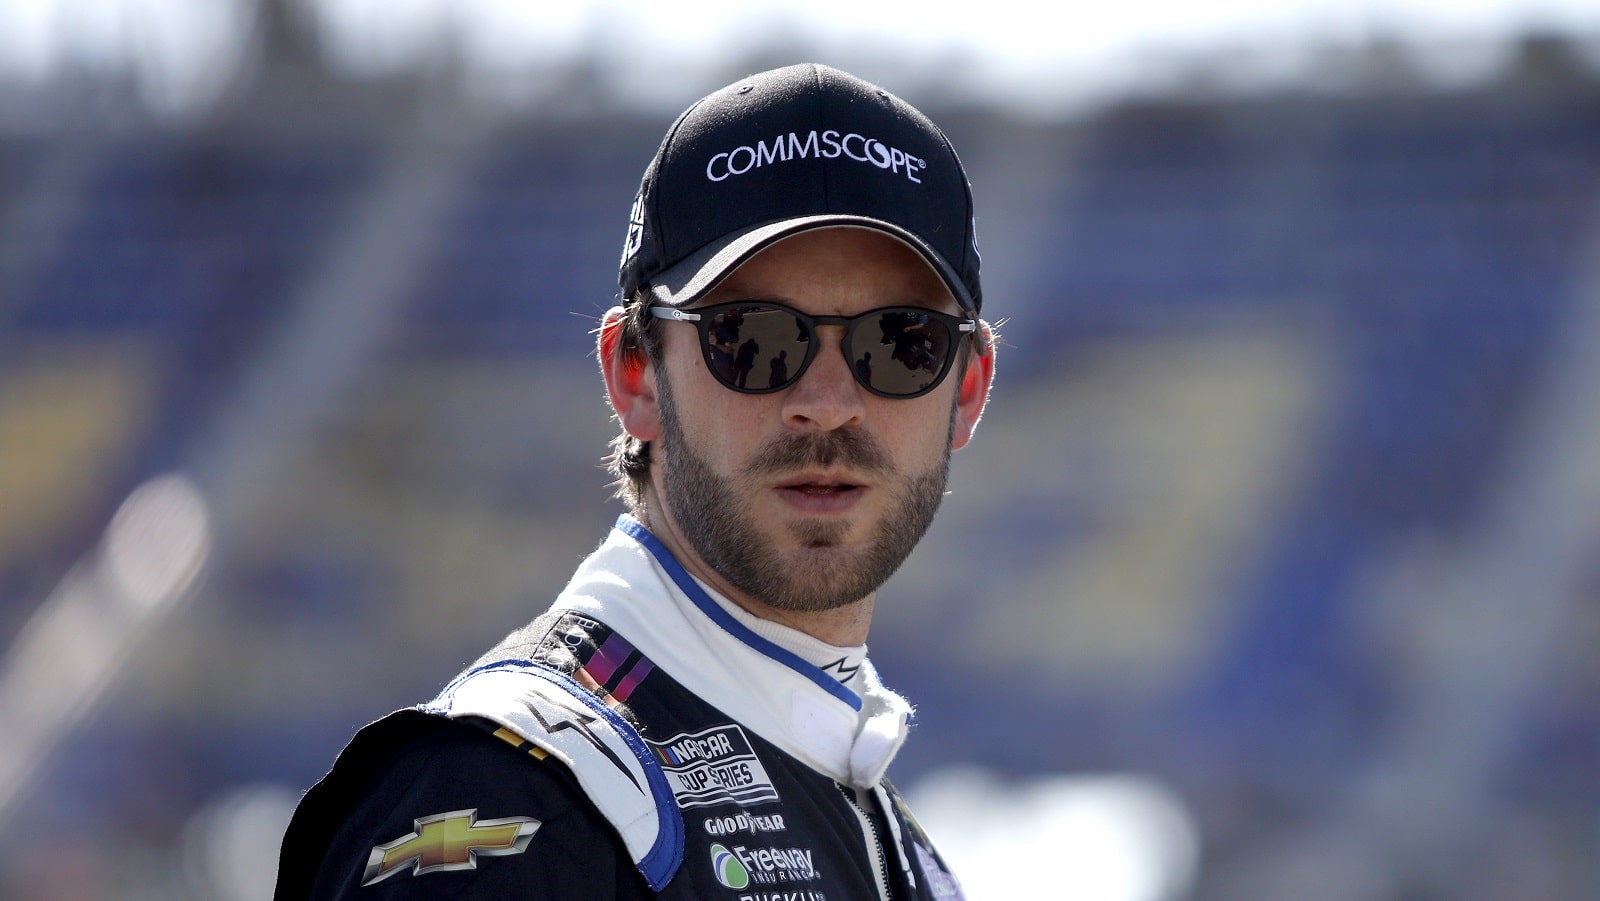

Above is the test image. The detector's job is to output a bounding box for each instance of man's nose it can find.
[781,331,866,432]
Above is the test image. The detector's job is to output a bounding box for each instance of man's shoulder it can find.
[423,657,685,887]
[325,709,594,813]
[275,606,699,898]
[276,710,644,898]
[276,636,687,899]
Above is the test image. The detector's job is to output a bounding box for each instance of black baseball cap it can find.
[618,63,982,316]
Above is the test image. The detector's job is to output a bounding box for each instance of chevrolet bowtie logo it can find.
[362,808,541,886]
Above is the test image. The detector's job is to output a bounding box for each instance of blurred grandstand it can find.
[3,1,1600,898]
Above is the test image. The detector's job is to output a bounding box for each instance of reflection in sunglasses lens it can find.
[849,312,949,397]
[702,305,954,397]
[707,307,812,391]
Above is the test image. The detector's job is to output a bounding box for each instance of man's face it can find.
[647,226,986,615]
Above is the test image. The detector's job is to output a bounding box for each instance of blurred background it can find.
[3,0,1600,898]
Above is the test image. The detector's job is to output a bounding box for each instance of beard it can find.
[656,375,953,614]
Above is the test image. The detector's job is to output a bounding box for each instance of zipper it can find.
[840,783,893,901]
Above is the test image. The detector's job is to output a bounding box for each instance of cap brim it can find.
[646,215,978,316]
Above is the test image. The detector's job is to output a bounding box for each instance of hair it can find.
[601,288,992,516]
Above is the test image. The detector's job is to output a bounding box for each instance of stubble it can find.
[656,374,952,614]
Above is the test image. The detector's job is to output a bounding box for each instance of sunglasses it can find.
[650,301,976,399]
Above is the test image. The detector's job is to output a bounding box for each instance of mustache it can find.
[744,429,892,478]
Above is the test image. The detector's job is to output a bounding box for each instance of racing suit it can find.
[275,515,966,899]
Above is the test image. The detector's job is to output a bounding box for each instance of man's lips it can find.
[775,470,866,491]
[774,473,867,511]
[785,484,858,495]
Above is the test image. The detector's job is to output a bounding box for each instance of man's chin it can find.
[784,516,855,550]
[755,545,888,612]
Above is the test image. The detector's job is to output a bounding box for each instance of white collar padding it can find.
[553,517,913,789]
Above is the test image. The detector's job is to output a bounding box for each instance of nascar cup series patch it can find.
[647,724,780,809]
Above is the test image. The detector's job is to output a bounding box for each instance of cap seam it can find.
[809,63,834,216]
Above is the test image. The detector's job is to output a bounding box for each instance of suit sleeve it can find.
[275,712,654,899]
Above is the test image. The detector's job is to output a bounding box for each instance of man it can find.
[275,62,994,899]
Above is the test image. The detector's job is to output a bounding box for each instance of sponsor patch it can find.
[361,809,539,886]
[711,842,752,889]
[533,613,655,707]
[704,811,787,836]
[709,842,822,887]
[648,724,780,809]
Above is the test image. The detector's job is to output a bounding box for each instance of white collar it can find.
[551,515,912,788]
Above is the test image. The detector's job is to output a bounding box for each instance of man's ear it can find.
[950,321,995,451]
[598,307,661,442]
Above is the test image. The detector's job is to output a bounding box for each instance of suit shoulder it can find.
[426,660,684,890]
[277,712,646,899]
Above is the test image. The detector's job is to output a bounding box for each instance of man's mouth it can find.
[778,469,865,492]
[784,482,860,496]
[775,474,867,511]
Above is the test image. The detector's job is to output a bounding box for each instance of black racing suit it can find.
[275,516,966,899]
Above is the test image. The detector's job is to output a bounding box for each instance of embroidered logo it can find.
[704,811,788,836]
[709,842,822,886]
[362,809,540,886]
[704,129,927,184]
[620,189,647,267]
[710,843,752,889]
[819,656,861,684]
[525,686,641,790]
[648,724,780,809]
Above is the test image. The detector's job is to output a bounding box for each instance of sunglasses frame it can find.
[650,301,976,399]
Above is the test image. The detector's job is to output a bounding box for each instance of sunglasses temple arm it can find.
[649,306,702,323]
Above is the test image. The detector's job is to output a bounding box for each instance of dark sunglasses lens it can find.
[850,311,954,397]
[704,306,810,391]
